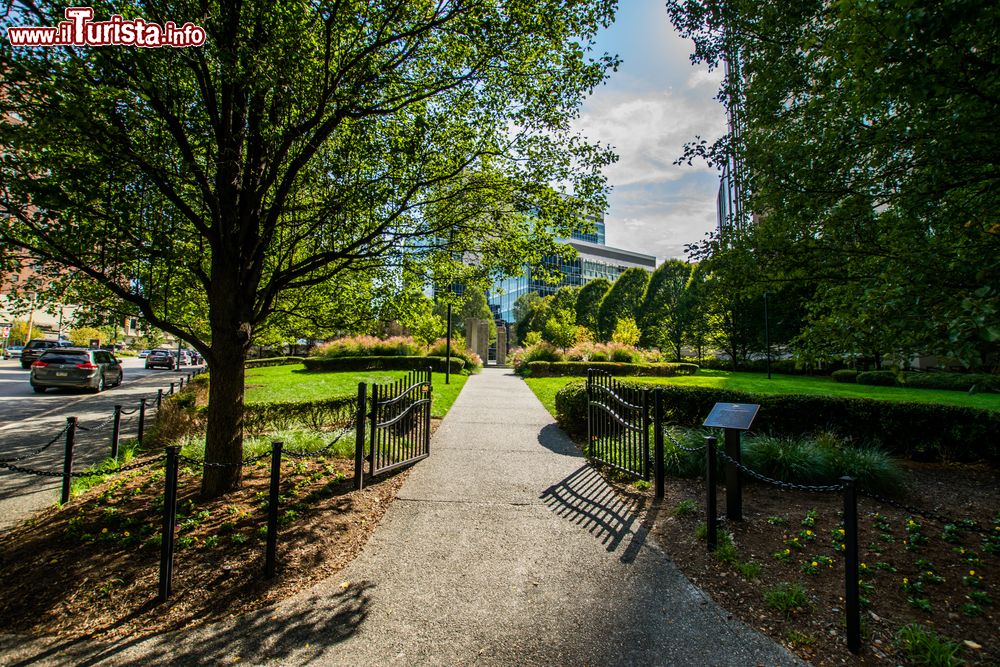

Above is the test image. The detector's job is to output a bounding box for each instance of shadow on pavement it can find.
[3,582,374,666]
[539,464,659,564]
[535,423,582,457]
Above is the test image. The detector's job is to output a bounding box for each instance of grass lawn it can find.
[524,369,1000,418]
[244,364,468,419]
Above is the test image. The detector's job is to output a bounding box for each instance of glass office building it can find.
[487,225,656,323]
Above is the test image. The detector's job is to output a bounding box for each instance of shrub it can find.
[427,338,482,371]
[552,381,1000,464]
[521,341,563,363]
[522,361,699,378]
[315,335,424,358]
[244,396,356,435]
[831,369,858,383]
[245,356,305,368]
[764,582,811,617]
[610,316,641,346]
[894,624,964,667]
[302,355,463,374]
[856,370,898,386]
[554,380,588,439]
[902,371,999,393]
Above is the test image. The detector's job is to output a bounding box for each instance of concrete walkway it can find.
[0,368,802,666]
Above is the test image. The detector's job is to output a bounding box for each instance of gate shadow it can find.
[539,464,659,564]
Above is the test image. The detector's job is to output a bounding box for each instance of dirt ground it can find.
[607,461,1000,665]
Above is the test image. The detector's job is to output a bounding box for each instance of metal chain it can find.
[0,454,165,478]
[661,427,706,454]
[716,450,844,493]
[862,490,993,536]
[76,414,115,432]
[178,449,271,468]
[0,424,70,463]
[283,420,356,459]
[120,405,141,416]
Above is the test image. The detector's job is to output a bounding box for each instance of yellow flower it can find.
[903,578,909,584]
[811,561,818,567]
[926,571,933,576]
[969,570,976,576]
[101,527,108,533]
[805,530,813,536]
[123,531,130,537]
[860,563,868,570]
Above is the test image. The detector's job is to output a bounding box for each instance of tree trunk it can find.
[201,332,250,497]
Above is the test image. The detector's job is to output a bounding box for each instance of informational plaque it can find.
[702,403,760,431]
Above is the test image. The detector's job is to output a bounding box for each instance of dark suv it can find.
[30,347,123,393]
[20,339,70,369]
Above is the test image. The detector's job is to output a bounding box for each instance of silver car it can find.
[30,348,124,393]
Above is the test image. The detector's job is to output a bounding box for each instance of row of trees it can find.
[666,0,1000,372]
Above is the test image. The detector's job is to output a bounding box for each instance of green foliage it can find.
[68,327,103,347]
[553,380,589,439]
[521,342,563,364]
[856,371,899,387]
[245,356,305,369]
[6,321,44,346]
[575,278,611,331]
[763,582,811,618]
[427,337,482,371]
[610,316,641,347]
[596,268,650,342]
[302,356,463,376]
[673,499,698,518]
[831,369,858,383]
[523,361,699,378]
[903,372,1000,393]
[894,624,964,667]
[542,309,579,350]
[639,259,695,357]
[550,380,1000,464]
[316,336,424,358]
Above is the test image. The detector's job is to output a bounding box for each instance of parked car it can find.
[3,345,24,360]
[30,348,123,393]
[20,339,71,369]
[145,350,176,370]
[138,349,153,359]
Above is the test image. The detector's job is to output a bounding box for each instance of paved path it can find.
[0,368,803,666]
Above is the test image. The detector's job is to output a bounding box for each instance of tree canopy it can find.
[1,1,618,494]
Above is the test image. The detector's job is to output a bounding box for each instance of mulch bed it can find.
[0,453,408,641]
[607,461,1000,666]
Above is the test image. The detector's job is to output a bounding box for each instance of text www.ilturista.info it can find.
[7,7,206,48]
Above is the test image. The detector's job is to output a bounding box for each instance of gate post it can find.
[425,367,432,454]
[354,383,367,491]
[368,383,379,478]
[586,369,592,457]
[706,435,718,552]
[641,389,651,481]
[653,388,664,500]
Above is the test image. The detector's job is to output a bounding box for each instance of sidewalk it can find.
[0,368,803,666]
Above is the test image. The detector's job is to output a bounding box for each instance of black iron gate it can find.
[586,369,650,480]
[354,368,432,490]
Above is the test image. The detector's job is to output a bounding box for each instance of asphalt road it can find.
[0,357,201,531]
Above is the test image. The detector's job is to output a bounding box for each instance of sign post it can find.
[703,402,760,521]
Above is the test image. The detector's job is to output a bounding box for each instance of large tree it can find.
[667,0,1000,369]
[638,259,692,357]
[595,267,649,342]
[1,1,617,495]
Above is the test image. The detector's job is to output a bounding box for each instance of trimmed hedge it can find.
[523,361,700,378]
[245,356,305,368]
[302,355,464,374]
[902,372,999,393]
[832,369,858,383]
[856,370,898,387]
[244,395,356,435]
[553,380,1000,464]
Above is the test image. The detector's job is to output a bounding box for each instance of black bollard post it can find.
[842,476,861,654]
[60,417,77,504]
[138,398,147,445]
[354,383,367,491]
[706,435,718,552]
[265,441,284,578]
[111,405,122,460]
[169,382,175,395]
[724,427,743,521]
[425,367,433,454]
[158,446,180,601]
[653,388,665,500]
[157,388,163,409]
[179,377,184,390]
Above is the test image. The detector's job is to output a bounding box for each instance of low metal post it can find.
[186,372,192,383]
[60,417,77,504]
[179,377,184,390]
[706,435,717,552]
[265,441,283,578]
[586,369,592,456]
[724,427,743,521]
[653,388,664,500]
[169,382,175,395]
[111,405,122,460]
[157,388,163,409]
[842,476,861,654]
[641,390,651,481]
[354,383,367,491]
[158,446,180,601]
[137,398,147,445]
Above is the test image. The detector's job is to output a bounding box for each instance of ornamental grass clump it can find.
[315,335,424,358]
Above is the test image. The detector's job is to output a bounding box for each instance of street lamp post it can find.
[763,291,772,380]
[445,303,452,385]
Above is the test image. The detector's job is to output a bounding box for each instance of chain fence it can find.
[660,426,706,454]
[715,449,846,494]
[0,424,70,463]
[283,418,356,459]
[0,454,165,478]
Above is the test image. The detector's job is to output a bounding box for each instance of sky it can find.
[574,0,726,262]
